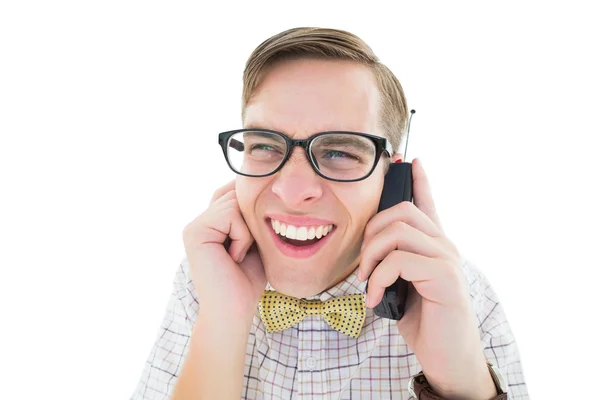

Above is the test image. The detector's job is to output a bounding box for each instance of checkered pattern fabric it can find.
[258,291,366,338]
[131,257,529,399]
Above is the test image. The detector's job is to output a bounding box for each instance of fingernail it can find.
[237,251,247,263]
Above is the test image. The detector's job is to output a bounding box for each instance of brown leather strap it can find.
[412,373,507,400]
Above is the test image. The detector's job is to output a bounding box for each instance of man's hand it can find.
[174,180,267,400]
[183,180,267,323]
[358,159,497,400]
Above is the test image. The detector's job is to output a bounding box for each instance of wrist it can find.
[428,369,497,400]
[197,309,255,336]
[410,361,505,400]
[422,339,496,399]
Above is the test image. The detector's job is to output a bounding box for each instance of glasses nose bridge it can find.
[289,138,311,150]
[281,138,315,171]
[286,138,312,159]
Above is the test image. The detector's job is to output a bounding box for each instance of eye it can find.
[251,144,275,152]
[248,143,284,157]
[323,150,359,161]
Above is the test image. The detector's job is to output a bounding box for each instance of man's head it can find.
[234,27,409,298]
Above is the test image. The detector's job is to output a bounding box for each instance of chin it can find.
[260,253,330,298]
[252,215,362,297]
[258,247,360,299]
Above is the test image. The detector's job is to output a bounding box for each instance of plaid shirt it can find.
[132,257,529,399]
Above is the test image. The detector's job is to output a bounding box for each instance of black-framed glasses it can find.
[217,129,393,182]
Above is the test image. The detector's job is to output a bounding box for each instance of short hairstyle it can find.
[242,27,409,153]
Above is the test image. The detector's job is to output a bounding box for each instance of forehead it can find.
[244,59,382,138]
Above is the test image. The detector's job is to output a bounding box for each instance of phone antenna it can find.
[403,109,416,160]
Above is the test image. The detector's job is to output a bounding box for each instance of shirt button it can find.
[305,356,317,370]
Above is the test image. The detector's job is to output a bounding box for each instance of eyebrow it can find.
[242,131,283,140]
[316,135,374,153]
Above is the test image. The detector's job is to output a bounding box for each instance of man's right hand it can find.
[174,181,265,399]
[182,180,266,324]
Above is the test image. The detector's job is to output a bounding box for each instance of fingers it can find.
[364,251,454,308]
[363,201,442,249]
[206,181,254,261]
[210,180,236,204]
[211,188,237,206]
[359,220,447,281]
[185,186,254,263]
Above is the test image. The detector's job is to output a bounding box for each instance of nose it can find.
[271,147,323,208]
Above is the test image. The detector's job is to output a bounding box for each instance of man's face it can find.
[237,58,389,298]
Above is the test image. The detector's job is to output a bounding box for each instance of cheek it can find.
[338,181,384,228]
[235,177,268,219]
[353,194,380,224]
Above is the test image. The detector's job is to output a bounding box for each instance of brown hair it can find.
[242,27,409,153]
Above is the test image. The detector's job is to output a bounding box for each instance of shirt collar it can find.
[264,267,367,302]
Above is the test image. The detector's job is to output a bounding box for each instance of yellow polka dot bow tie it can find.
[258,290,367,338]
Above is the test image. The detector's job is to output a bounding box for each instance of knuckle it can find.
[363,220,376,239]
[442,259,463,283]
[182,223,203,247]
[392,220,408,234]
[182,217,201,238]
[397,201,413,212]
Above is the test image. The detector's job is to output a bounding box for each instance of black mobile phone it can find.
[365,161,412,320]
[365,109,416,320]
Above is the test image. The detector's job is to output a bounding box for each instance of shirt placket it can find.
[296,300,326,399]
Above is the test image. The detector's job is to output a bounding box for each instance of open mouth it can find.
[267,217,336,258]
[271,218,334,244]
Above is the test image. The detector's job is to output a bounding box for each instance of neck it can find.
[325,259,360,291]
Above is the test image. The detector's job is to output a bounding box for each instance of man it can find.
[132,27,528,399]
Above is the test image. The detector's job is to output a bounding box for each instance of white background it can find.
[1,1,598,399]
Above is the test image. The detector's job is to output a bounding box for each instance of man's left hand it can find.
[358,158,497,400]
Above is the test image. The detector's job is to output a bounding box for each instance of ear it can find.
[391,153,403,163]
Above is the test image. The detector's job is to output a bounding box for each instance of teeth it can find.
[270,219,334,241]
[285,225,296,239]
[274,219,280,234]
[315,225,323,239]
[297,226,308,240]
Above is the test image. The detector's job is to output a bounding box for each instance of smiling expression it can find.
[236,58,392,298]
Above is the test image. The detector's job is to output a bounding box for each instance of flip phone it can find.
[365,161,412,320]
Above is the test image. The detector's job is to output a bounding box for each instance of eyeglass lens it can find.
[226,131,377,181]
